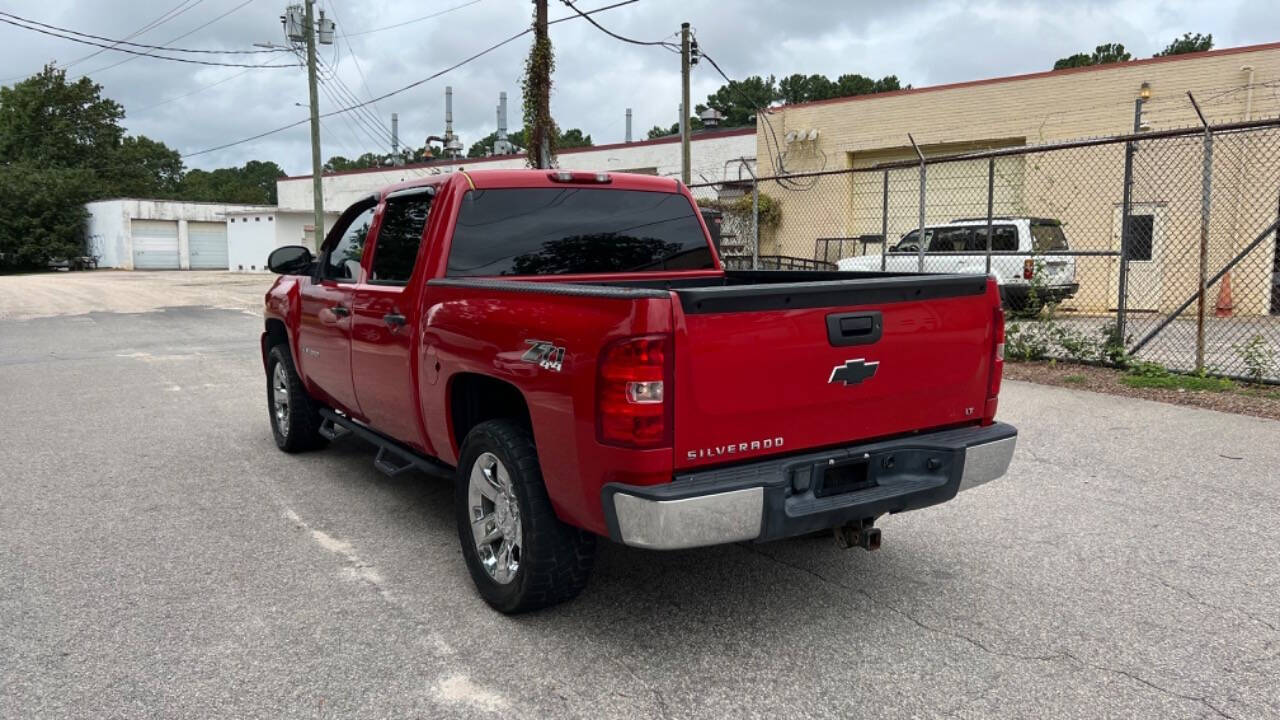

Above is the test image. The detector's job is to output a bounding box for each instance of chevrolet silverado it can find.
[261,169,1016,613]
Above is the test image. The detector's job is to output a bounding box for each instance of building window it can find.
[1124,214,1154,262]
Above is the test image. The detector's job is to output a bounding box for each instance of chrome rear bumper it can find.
[605,423,1017,550]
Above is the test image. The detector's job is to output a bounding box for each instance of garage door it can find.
[131,220,179,270]
[188,221,229,270]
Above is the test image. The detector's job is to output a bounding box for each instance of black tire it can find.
[455,420,595,613]
[266,344,327,453]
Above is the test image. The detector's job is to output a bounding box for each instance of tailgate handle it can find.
[826,311,883,347]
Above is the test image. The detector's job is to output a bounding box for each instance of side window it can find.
[991,225,1018,252]
[323,205,376,281]
[969,225,1018,252]
[928,227,971,253]
[370,196,431,284]
[893,229,931,253]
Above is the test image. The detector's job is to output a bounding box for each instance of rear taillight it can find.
[1023,258,1034,280]
[598,335,670,448]
[985,307,1005,423]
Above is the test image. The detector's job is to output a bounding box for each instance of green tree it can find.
[1154,33,1213,57]
[111,135,184,198]
[559,127,592,149]
[777,73,836,104]
[1053,43,1132,70]
[0,65,193,267]
[777,73,902,104]
[704,75,777,127]
[0,65,124,172]
[0,165,95,267]
[466,127,590,158]
[646,116,704,140]
[834,73,902,97]
[177,160,284,205]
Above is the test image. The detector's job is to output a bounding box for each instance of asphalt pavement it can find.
[1,272,1277,719]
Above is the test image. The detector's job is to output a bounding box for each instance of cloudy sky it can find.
[1,0,1275,175]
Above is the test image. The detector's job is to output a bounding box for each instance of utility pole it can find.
[281,3,333,248]
[680,22,691,185]
[303,0,325,249]
[533,0,551,168]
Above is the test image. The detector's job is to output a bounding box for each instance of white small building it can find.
[225,207,340,272]
[86,199,276,270]
[275,127,757,214]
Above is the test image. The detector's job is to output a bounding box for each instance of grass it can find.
[1238,386,1280,400]
[1062,374,1086,384]
[1119,374,1235,392]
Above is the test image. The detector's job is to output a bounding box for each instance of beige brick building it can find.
[752,42,1280,315]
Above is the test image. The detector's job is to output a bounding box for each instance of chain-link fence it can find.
[688,117,1280,383]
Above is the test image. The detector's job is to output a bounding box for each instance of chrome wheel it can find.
[467,452,522,585]
[271,362,290,438]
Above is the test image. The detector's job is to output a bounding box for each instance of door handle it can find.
[331,305,350,317]
[383,312,406,327]
[826,311,883,347]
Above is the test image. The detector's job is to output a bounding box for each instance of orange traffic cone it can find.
[1215,272,1234,318]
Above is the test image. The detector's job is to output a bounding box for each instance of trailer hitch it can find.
[834,518,881,551]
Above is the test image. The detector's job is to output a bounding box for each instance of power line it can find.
[341,0,484,38]
[315,74,389,151]
[323,2,385,132]
[0,11,288,55]
[62,0,202,70]
[698,48,818,190]
[316,56,394,145]
[558,0,678,51]
[0,16,300,69]
[318,66,395,149]
[79,0,273,77]
[183,0,638,158]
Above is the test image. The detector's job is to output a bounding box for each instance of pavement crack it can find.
[1146,573,1277,633]
[1063,654,1237,720]
[737,544,1064,663]
[610,656,671,720]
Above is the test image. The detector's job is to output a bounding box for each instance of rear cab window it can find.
[445,188,714,276]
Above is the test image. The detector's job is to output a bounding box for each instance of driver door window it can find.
[893,229,931,253]
[323,205,376,281]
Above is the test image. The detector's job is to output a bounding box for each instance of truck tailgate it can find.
[670,274,998,470]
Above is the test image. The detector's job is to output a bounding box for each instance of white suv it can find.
[837,217,1079,311]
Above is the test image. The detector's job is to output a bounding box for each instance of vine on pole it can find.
[522,0,557,168]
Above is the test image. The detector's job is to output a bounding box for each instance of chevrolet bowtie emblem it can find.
[829,358,880,386]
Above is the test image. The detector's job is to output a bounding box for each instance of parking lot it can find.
[2,271,1278,719]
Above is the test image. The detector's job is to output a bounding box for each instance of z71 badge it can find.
[522,340,566,372]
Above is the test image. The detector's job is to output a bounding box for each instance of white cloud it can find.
[1,0,1273,174]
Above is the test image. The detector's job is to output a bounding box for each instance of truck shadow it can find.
[313,438,960,652]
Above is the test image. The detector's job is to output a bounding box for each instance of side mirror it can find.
[268,245,314,275]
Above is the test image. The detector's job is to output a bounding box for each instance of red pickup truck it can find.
[262,169,1016,613]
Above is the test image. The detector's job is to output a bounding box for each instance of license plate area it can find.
[813,458,874,498]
